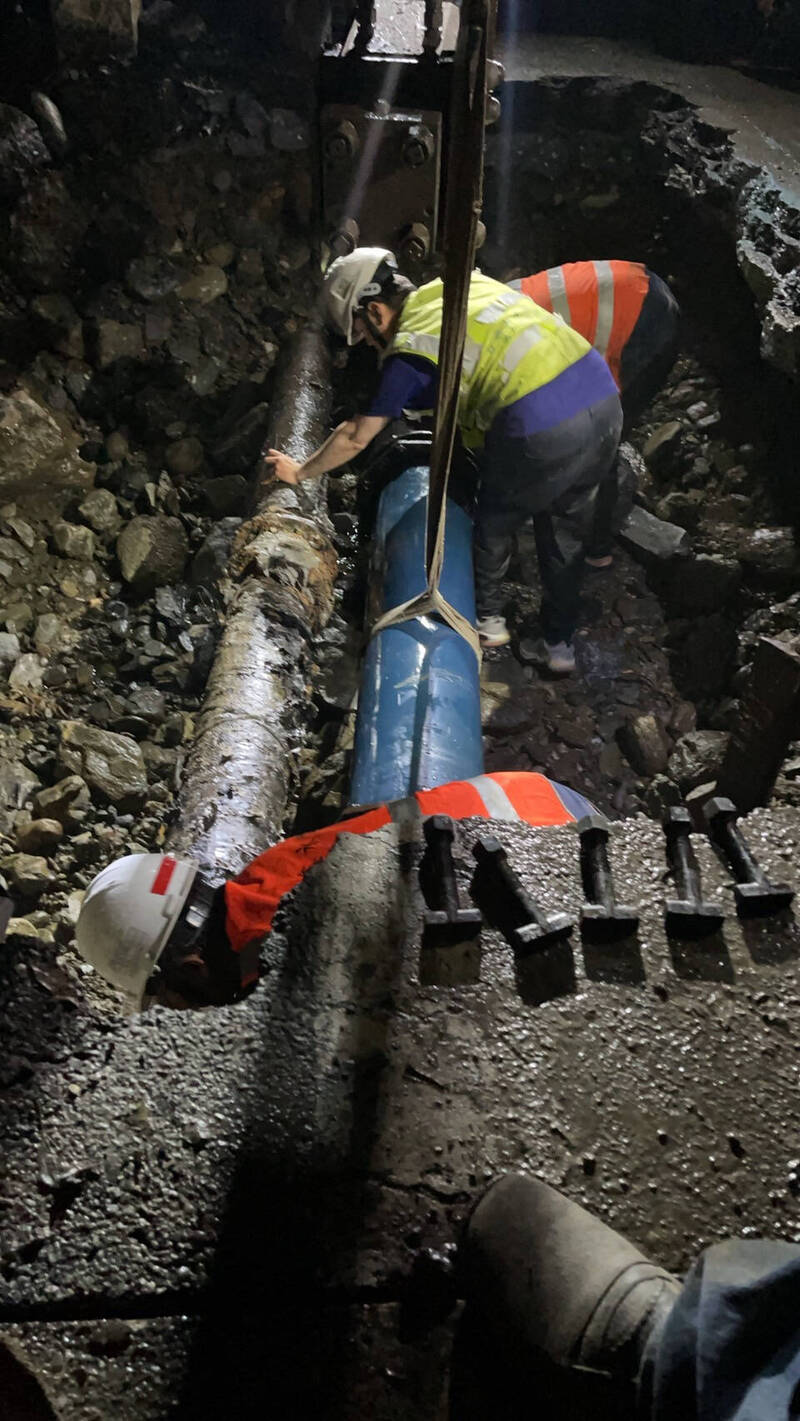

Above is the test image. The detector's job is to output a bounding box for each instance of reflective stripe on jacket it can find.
[387,272,591,448]
[513,261,650,388]
[224,771,595,958]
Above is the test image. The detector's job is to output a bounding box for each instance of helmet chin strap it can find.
[359,306,389,350]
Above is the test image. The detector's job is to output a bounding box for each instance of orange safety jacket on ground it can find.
[225,772,594,970]
[514,261,651,389]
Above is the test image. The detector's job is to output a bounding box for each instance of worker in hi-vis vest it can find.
[509,261,680,567]
[73,772,595,1010]
[264,248,623,672]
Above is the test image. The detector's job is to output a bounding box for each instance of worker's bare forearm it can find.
[298,415,390,480]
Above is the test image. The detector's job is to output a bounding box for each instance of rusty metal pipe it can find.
[168,324,336,878]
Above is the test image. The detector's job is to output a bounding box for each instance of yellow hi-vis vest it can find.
[386,272,593,449]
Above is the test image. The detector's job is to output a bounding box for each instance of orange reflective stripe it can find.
[488,771,578,827]
[224,806,391,953]
[415,780,490,818]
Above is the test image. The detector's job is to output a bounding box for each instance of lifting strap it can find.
[369,0,494,663]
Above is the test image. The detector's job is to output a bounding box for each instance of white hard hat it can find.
[76,853,198,1004]
[323,246,398,344]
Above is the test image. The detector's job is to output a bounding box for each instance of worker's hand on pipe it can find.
[264,448,303,484]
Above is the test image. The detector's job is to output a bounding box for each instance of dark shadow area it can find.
[515,938,577,1006]
[469,859,577,1005]
[176,848,422,1418]
[419,939,483,987]
[449,1302,635,1420]
[0,0,56,108]
[741,912,800,966]
[668,932,736,984]
[582,936,646,987]
[174,1164,396,1419]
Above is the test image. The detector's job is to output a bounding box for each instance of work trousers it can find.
[474,393,622,643]
[620,272,681,430]
[639,1239,800,1421]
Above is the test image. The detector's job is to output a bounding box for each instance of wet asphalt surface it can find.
[1,808,799,1417]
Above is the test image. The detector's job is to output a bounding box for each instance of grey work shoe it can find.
[477,614,511,648]
[518,637,576,675]
[461,1174,680,1383]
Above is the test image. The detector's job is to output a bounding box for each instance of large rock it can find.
[51,0,141,60]
[0,103,49,202]
[655,489,705,531]
[117,514,188,591]
[664,554,741,615]
[0,853,52,897]
[668,729,730,792]
[763,290,800,379]
[737,526,800,593]
[8,654,45,692]
[52,520,95,559]
[178,265,228,305]
[33,773,90,829]
[30,293,84,359]
[8,173,87,290]
[78,487,121,538]
[738,239,779,307]
[643,421,686,478]
[95,320,145,368]
[190,518,240,587]
[0,631,20,673]
[31,91,69,159]
[166,437,204,477]
[618,505,689,566]
[16,818,63,854]
[618,714,671,776]
[57,722,147,810]
[202,475,248,517]
[0,387,93,509]
[126,255,182,302]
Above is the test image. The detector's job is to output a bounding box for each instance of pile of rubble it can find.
[0,4,318,997]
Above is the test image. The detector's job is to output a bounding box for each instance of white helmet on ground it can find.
[76,853,198,1004]
[323,246,400,344]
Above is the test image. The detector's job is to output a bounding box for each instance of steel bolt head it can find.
[324,120,359,164]
[703,796,737,824]
[472,833,504,863]
[402,124,435,168]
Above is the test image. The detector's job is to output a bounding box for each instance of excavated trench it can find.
[472,78,800,820]
[285,77,800,833]
[3,27,800,970]
[1,12,800,1415]
[296,116,800,831]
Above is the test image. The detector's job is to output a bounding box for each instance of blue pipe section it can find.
[349,464,484,806]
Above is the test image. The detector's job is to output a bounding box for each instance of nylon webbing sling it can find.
[369,0,494,662]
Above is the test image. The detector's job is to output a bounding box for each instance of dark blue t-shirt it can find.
[367,348,617,435]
